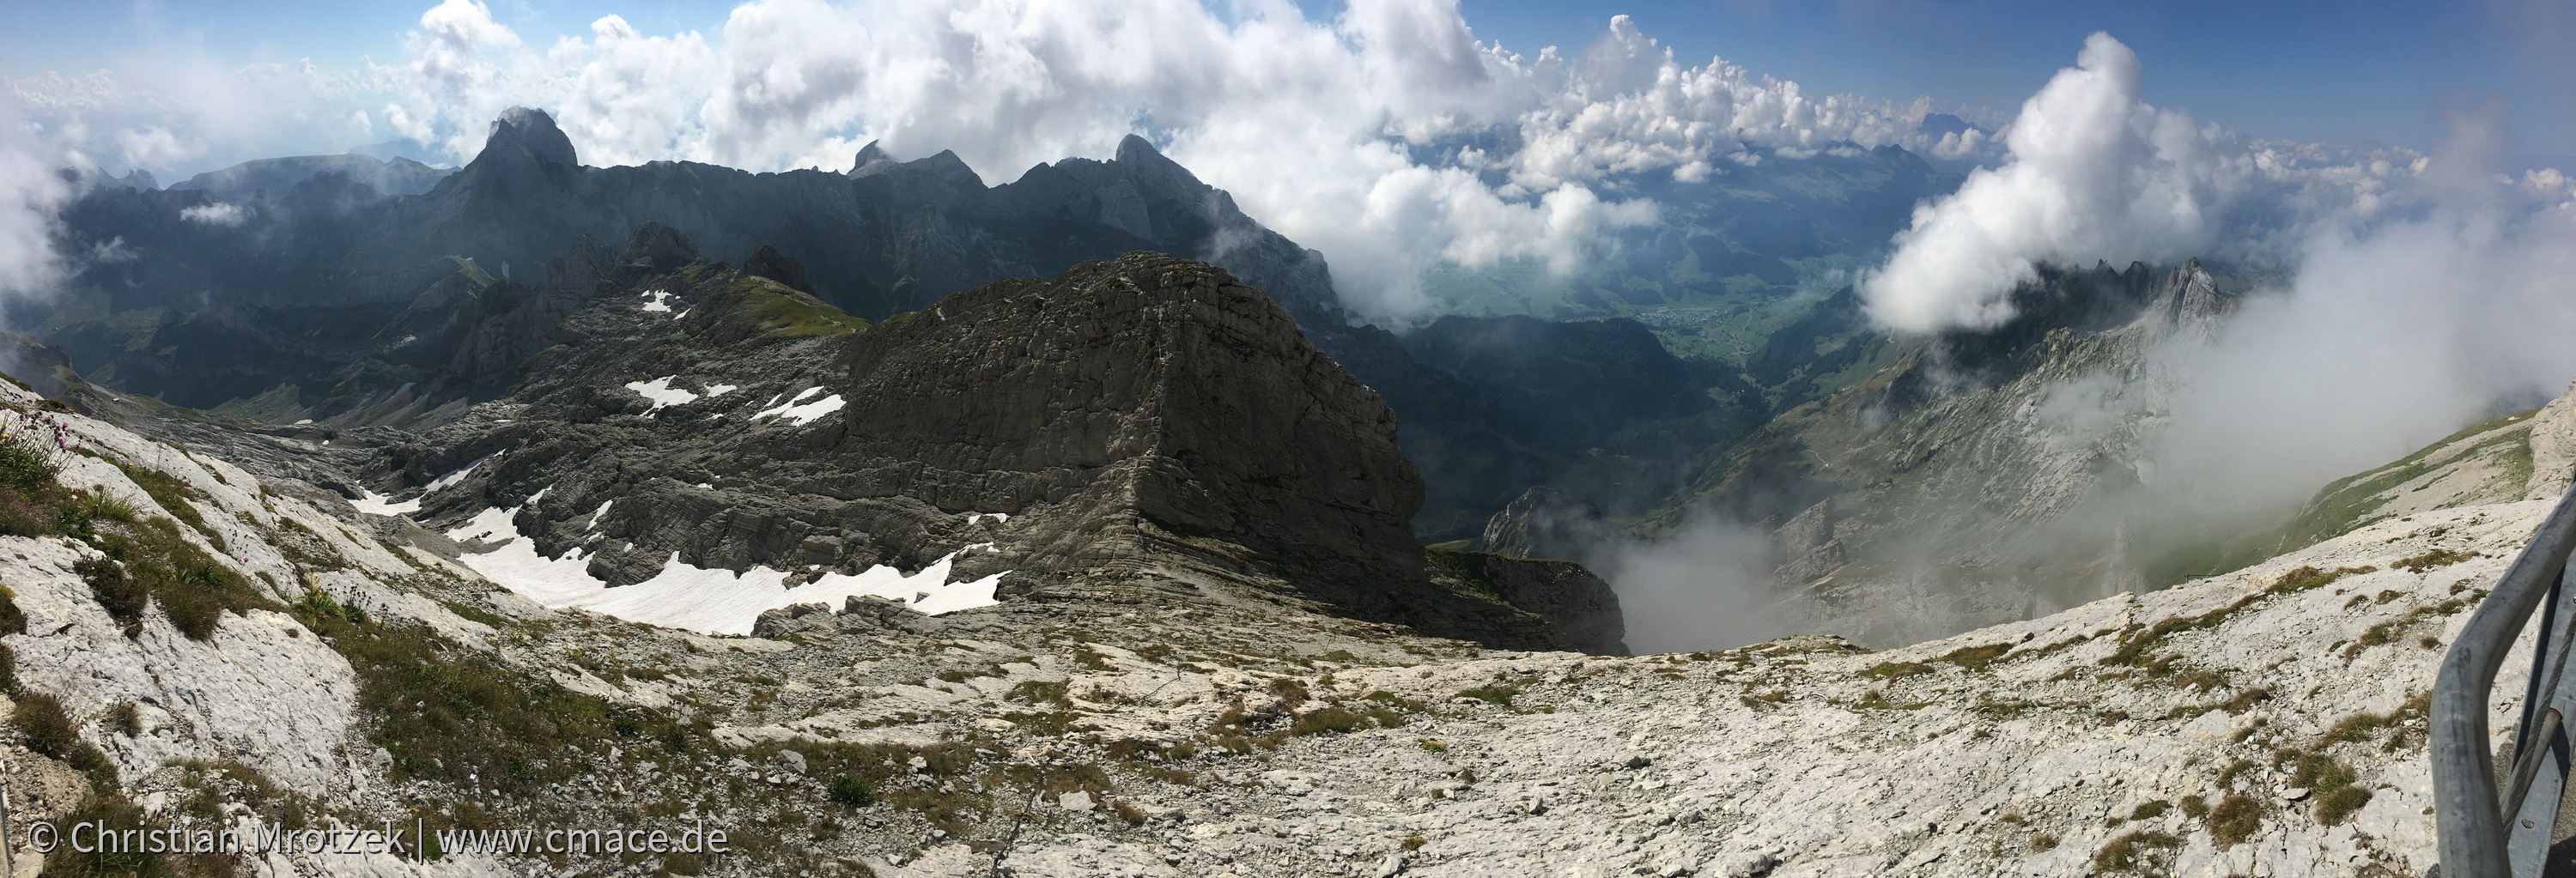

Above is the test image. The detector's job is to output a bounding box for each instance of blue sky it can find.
[0,0,2567,172]
[1463,0,2536,154]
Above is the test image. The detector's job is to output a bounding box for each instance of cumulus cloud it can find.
[1678,33,2576,651]
[1861,33,2252,331]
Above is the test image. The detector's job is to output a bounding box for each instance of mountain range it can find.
[36,108,1937,543]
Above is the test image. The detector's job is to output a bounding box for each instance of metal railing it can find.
[2433,479,2576,876]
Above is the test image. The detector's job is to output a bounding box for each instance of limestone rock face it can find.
[2524,378,2576,499]
[1769,498,1845,589]
[1475,485,1613,563]
[831,253,1428,613]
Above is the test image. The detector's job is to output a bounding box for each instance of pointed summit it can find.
[850,141,895,175]
[1114,134,1156,160]
[912,149,981,184]
[1114,134,1175,167]
[482,106,579,169]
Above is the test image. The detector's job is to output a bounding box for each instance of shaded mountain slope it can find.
[1662,260,2236,645]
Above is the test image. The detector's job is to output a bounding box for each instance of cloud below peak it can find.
[1861,33,2251,332]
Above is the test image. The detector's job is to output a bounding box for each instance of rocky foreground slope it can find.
[0,257,2554,877]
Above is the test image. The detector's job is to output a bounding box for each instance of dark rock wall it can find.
[835,253,1430,617]
[1426,548,1629,655]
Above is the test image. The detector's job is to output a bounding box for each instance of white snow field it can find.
[445,499,1005,635]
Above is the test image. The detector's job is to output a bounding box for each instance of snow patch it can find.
[447,501,1005,634]
[703,383,738,397]
[351,491,421,516]
[427,452,499,493]
[359,452,501,516]
[625,376,699,415]
[753,387,845,426]
[972,512,1011,526]
[641,289,675,312]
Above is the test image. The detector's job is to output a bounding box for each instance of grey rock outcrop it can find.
[1425,548,1628,654]
[1770,498,1844,590]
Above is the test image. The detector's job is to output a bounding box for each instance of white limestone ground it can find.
[444,499,1005,634]
[0,383,511,877]
[8,375,2572,878]
[848,500,2528,878]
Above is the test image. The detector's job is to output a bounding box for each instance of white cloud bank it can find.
[0,94,79,305]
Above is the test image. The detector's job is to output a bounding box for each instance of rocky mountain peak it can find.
[741,244,813,294]
[848,144,981,187]
[438,106,582,200]
[486,106,580,168]
[1112,133,1173,167]
[617,221,700,276]
[849,140,896,174]
[313,240,1615,651]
